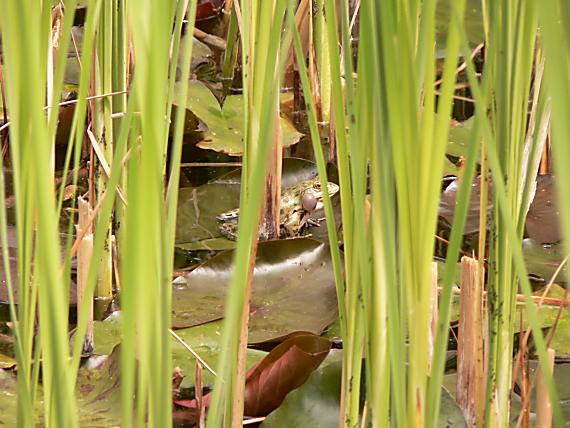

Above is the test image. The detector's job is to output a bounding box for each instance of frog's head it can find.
[301,179,340,212]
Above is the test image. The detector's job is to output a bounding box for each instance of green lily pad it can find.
[175,158,321,244]
[439,174,493,235]
[172,238,339,344]
[0,348,124,426]
[447,116,477,161]
[512,284,570,357]
[0,370,18,426]
[173,322,266,388]
[179,80,303,155]
[526,175,562,244]
[262,360,466,427]
[92,316,267,388]
[522,239,567,284]
[436,0,484,58]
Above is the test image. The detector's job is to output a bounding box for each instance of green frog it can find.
[216,178,340,240]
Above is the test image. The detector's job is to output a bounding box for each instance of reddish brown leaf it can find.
[243,333,331,416]
[173,333,331,419]
[196,0,225,21]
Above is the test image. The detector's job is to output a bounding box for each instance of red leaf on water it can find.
[173,333,331,418]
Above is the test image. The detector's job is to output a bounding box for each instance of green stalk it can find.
[1,2,80,425]
[452,6,563,424]
[93,0,115,303]
[221,5,240,96]
[313,0,331,122]
[206,2,288,424]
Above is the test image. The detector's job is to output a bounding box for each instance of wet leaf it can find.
[244,333,331,416]
[75,347,123,426]
[436,0,484,57]
[172,238,339,344]
[439,175,492,235]
[0,348,124,426]
[526,175,562,244]
[0,370,18,426]
[262,359,466,427]
[181,80,302,155]
[522,239,567,284]
[172,322,266,388]
[93,317,266,388]
[446,116,477,160]
[176,237,237,252]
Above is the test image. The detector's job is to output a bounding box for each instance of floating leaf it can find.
[262,360,466,427]
[526,175,562,244]
[436,0,484,58]
[93,316,266,388]
[447,116,476,160]
[176,333,331,417]
[244,333,331,416]
[0,348,124,426]
[439,175,492,235]
[522,239,567,284]
[181,80,303,155]
[172,238,339,344]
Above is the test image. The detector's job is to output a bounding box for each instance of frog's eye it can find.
[314,181,321,190]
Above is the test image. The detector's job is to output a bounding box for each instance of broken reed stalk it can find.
[195,360,205,428]
[457,256,486,427]
[535,348,555,428]
[76,197,94,354]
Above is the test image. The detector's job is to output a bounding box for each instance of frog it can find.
[216,178,340,240]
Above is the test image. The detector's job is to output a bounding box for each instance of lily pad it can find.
[262,360,466,427]
[522,239,567,284]
[92,316,267,388]
[175,158,322,244]
[436,0,484,58]
[446,117,477,161]
[172,238,339,344]
[180,80,303,155]
[0,348,124,426]
[526,175,562,244]
[439,175,493,235]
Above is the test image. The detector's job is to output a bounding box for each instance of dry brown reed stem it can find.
[441,286,570,309]
[457,256,486,427]
[86,128,128,205]
[513,255,568,395]
[68,148,133,260]
[536,348,556,428]
[518,314,531,428]
[193,27,227,51]
[195,360,205,428]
